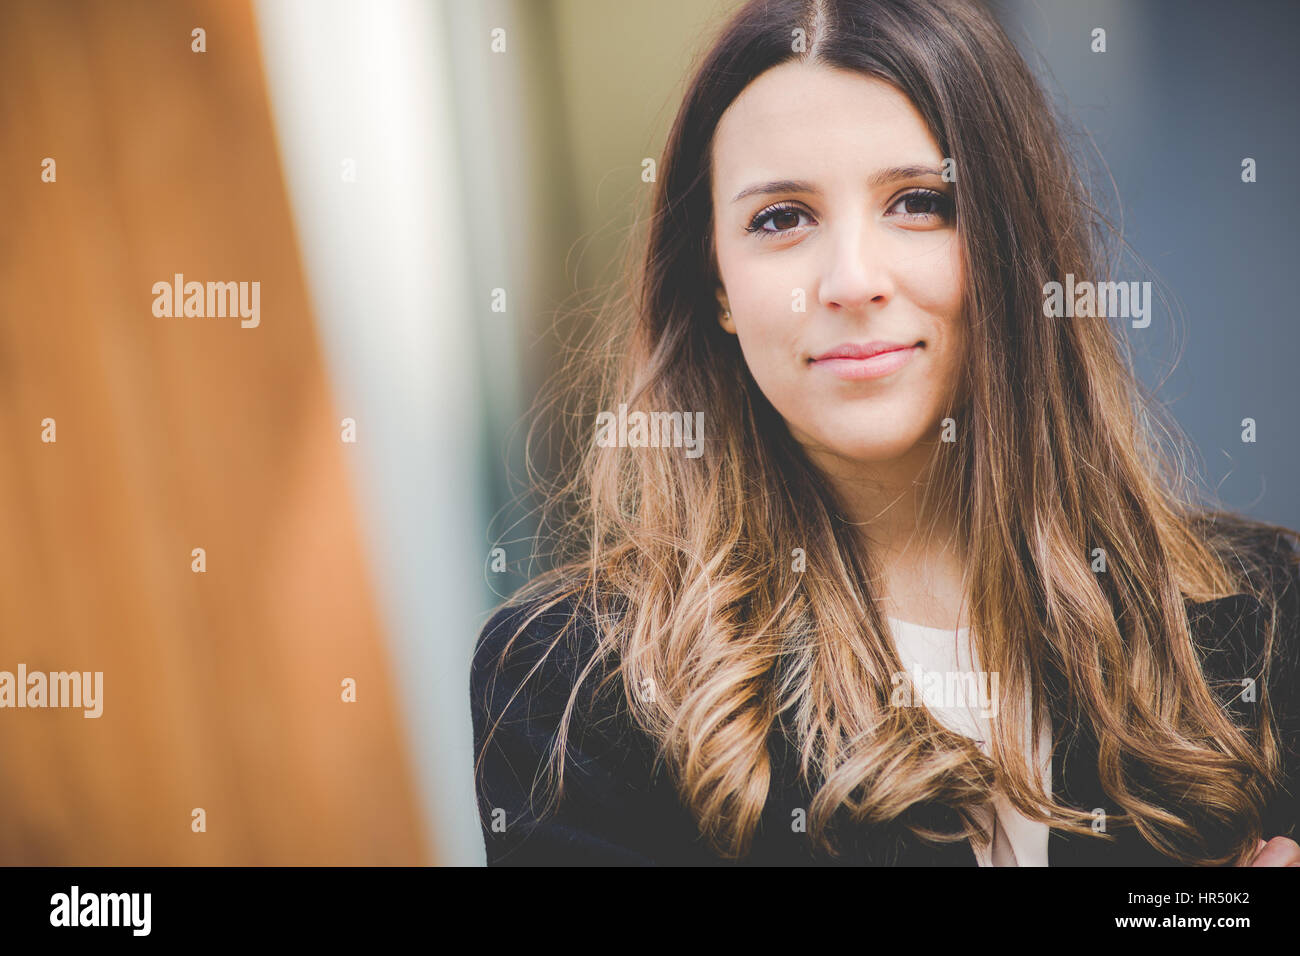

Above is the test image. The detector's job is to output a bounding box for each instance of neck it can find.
[801,437,969,627]
[803,438,955,550]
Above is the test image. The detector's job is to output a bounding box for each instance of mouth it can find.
[809,340,924,380]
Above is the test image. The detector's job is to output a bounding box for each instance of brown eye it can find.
[887,189,953,222]
[768,209,802,229]
[746,202,815,237]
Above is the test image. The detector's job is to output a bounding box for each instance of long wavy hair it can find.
[477,0,1298,864]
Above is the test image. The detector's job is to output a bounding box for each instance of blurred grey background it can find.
[997,0,1300,531]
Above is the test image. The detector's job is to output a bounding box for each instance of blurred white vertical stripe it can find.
[252,0,488,865]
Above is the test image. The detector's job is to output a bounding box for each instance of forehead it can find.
[711,62,941,189]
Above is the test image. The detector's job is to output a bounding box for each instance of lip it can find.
[809,340,922,380]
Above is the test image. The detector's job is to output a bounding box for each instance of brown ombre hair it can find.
[477,0,1299,864]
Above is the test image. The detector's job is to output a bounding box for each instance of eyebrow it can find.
[730,165,945,203]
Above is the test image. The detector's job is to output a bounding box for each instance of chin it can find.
[814,432,927,464]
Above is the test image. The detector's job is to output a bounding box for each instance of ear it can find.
[715,288,736,335]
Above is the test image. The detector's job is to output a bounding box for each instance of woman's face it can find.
[710,62,966,467]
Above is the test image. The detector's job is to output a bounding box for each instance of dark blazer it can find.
[470,536,1300,866]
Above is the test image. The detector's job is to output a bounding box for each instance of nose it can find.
[816,214,894,313]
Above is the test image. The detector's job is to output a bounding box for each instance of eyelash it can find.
[743,189,954,238]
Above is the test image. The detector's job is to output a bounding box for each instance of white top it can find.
[887,616,1052,866]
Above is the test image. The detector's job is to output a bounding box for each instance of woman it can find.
[470,0,1300,866]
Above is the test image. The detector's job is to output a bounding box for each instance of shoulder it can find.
[469,584,640,773]
[1191,511,1300,603]
[470,587,615,718]
[1187,512,1300,656]
[467,587,707,864]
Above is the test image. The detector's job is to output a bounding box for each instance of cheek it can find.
[731,315,805,414]
[903,236,964,323]
[900,238,966,369]
[725,262,807,379]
